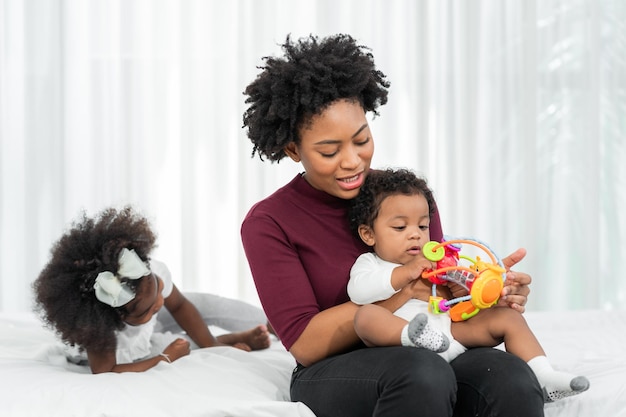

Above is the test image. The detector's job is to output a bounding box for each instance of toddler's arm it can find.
[163,284,222,348]
[87,338,190,373]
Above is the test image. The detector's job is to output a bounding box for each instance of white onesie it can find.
[348,252,467,362]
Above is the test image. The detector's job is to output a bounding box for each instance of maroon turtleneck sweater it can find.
[241,173,443,350]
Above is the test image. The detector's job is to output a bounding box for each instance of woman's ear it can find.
[284,143,301,162]
[358,225,376,247]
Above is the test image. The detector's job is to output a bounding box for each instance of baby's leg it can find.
[354,304,409,347]
[451,308,589,402]
[450,307,543,358]
[355,304,449,352]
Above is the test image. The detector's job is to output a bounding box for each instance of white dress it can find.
[114,260,173,364]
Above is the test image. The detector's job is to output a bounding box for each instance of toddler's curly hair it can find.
[242,33,390,162]
[33,206,157,353]
[349,168,436,234]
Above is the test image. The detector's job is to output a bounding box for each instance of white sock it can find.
[400,325,414,347]
[527,356,590,402]
[400,313,449,353]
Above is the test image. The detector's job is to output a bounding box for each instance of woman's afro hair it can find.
[32,206,157,353]
[348,168,436,235]
[242,33,390,162]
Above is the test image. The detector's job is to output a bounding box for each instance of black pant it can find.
[290,346,544,417]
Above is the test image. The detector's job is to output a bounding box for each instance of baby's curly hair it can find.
[32,206,157,353]
[242,33,390,162]
[349,168,436,235]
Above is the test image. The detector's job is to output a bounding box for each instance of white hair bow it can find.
[93,248,151,307]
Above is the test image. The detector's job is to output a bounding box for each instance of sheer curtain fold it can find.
[1,0,624,313]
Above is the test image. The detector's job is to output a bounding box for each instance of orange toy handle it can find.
[422,265,477,279]
[449,301,480,322]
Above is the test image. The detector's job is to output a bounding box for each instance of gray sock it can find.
[407,313,450,353]
[528,356,590,402]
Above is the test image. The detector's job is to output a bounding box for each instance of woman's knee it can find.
[451,348,543,417]
[386,348,456,395]
[374,348,456,416]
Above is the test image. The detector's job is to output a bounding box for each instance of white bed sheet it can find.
[0,309,624,417]
[523,309,626,417]
[0,312,315,417]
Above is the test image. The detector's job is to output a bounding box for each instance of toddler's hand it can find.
[163,338,191,362]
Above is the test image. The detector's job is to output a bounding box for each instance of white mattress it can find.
[523,309,626,417]
[0,309,624,417]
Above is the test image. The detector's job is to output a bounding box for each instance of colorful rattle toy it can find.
[421,237,506,322]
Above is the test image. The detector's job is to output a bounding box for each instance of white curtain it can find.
[1,0,624,313]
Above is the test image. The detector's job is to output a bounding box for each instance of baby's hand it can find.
[162,338,191,362]
[406,253,437,280]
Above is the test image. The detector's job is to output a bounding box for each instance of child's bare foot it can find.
[217,324,271,351]
[231,342,252,352]
[239,324,271,350]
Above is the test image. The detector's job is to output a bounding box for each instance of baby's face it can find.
[122,274,165,326]
[370,193,431,265]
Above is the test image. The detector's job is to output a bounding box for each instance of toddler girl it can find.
[33,206,270,373]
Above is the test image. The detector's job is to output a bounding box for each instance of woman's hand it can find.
[498,248,531,313]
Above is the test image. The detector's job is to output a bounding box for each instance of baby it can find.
[347,168,589,402]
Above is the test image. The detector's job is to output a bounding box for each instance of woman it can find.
[241,34,544,417]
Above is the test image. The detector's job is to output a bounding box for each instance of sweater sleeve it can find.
[241,214,320,351]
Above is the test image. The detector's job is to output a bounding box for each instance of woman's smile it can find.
[337,172,366,191]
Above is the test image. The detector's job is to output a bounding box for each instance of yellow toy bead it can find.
[429,296,446,314]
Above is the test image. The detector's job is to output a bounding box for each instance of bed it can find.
[1,308,624,417]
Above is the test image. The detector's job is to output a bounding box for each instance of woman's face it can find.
[285,99,374,200]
